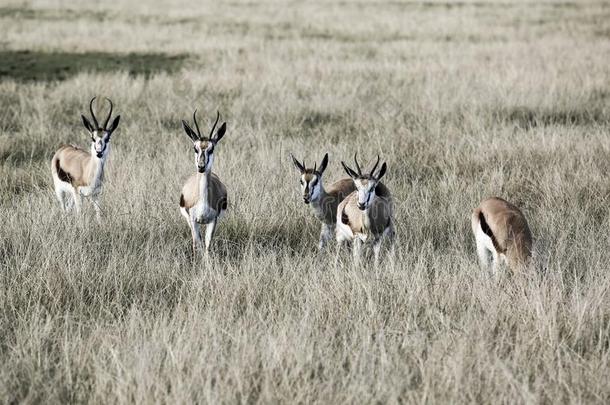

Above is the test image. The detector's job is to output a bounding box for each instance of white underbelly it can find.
[192,202,219,224]
[79,185,101,197]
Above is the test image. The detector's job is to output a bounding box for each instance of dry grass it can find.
[1,0,610,403]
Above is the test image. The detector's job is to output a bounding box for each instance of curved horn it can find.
[89,97,100,129]
[370,155,380,176]
[353,153,362,176]
[192,109,202,139]
[102,98,113,130]
[208,111,220,139]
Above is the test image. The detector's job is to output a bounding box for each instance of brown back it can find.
[316,178,356,224]
[51,144,95,187]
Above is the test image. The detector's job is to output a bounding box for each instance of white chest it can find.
[79,158,105,197]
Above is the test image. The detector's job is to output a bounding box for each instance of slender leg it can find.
[334,230,347,268]
[319,223,333,251]
[373,237,382,266]
[70,187,82,213]
[353,237,362,266]
[55,188,67,211]
[190,217,202,254]
[204,218,217,253]
[491,252,502,275]
[92,195,102,223]
[476,240,493,272]
[53,179,71,212]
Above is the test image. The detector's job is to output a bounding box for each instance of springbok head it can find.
[341,154,387,211]
[290,153,328,204]
[182,110,227,173]
[81,97,120,159]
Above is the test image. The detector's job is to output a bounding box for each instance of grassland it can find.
[1,0,610,403]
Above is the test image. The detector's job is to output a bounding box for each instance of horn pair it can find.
[190,110,220,140]
[89,97,114,130]
[353,153,380,177]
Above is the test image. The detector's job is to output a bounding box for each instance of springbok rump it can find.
[50,97,120,221]
[471,197,532,273]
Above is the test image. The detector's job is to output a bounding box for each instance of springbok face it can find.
[81,97,120,159]
[291,153,328,204]
[182,110,226,173]
[342,154,387,211]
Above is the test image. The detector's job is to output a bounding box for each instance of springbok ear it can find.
[182,120,198,141]
[214,122,226,143]
[318,153,329,175]
[341,161,358,179]
[82,115,94,133]
[376,162,387,181]
[290,154,305,173]
[107,115,120,134]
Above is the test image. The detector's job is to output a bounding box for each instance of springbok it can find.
[50,97,120,220]
[471,197,533,273]
[179,110,227,254]
[290,153,356,250]
[336,154,394,264]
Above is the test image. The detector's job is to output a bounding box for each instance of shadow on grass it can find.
[0,50,187,82]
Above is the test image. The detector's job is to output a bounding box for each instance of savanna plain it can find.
[1,1,610,403]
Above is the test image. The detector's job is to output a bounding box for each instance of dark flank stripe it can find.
[479,211,502,253]
[341,207,349,225]
[56,159,72,183]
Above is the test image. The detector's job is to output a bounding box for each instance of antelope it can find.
[336,154,394,264]
[179,110,228,254]
[471,197,533,273]
[50,97,120,220]
[290,153,356,250]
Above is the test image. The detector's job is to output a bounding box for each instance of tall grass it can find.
[1,0,609,403]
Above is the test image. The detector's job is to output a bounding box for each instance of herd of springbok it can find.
[51,98,533,272]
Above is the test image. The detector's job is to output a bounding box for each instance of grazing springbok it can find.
[290,153,356,250]
[50,97,120,220]
[179,110,228,254]
[471,197,533,273]
[336,154,394,264]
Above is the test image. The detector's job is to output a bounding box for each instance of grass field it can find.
[1,0,610,403]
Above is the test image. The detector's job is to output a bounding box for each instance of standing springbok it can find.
[51,97,120,220]
[290,153,356,250]
[179,110,228,254]
[336,154,394,264]
[471,197,533,273]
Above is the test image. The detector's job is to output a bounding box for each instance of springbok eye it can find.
[300,180,304,185]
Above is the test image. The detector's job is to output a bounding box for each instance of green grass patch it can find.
[0,50,188,82]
